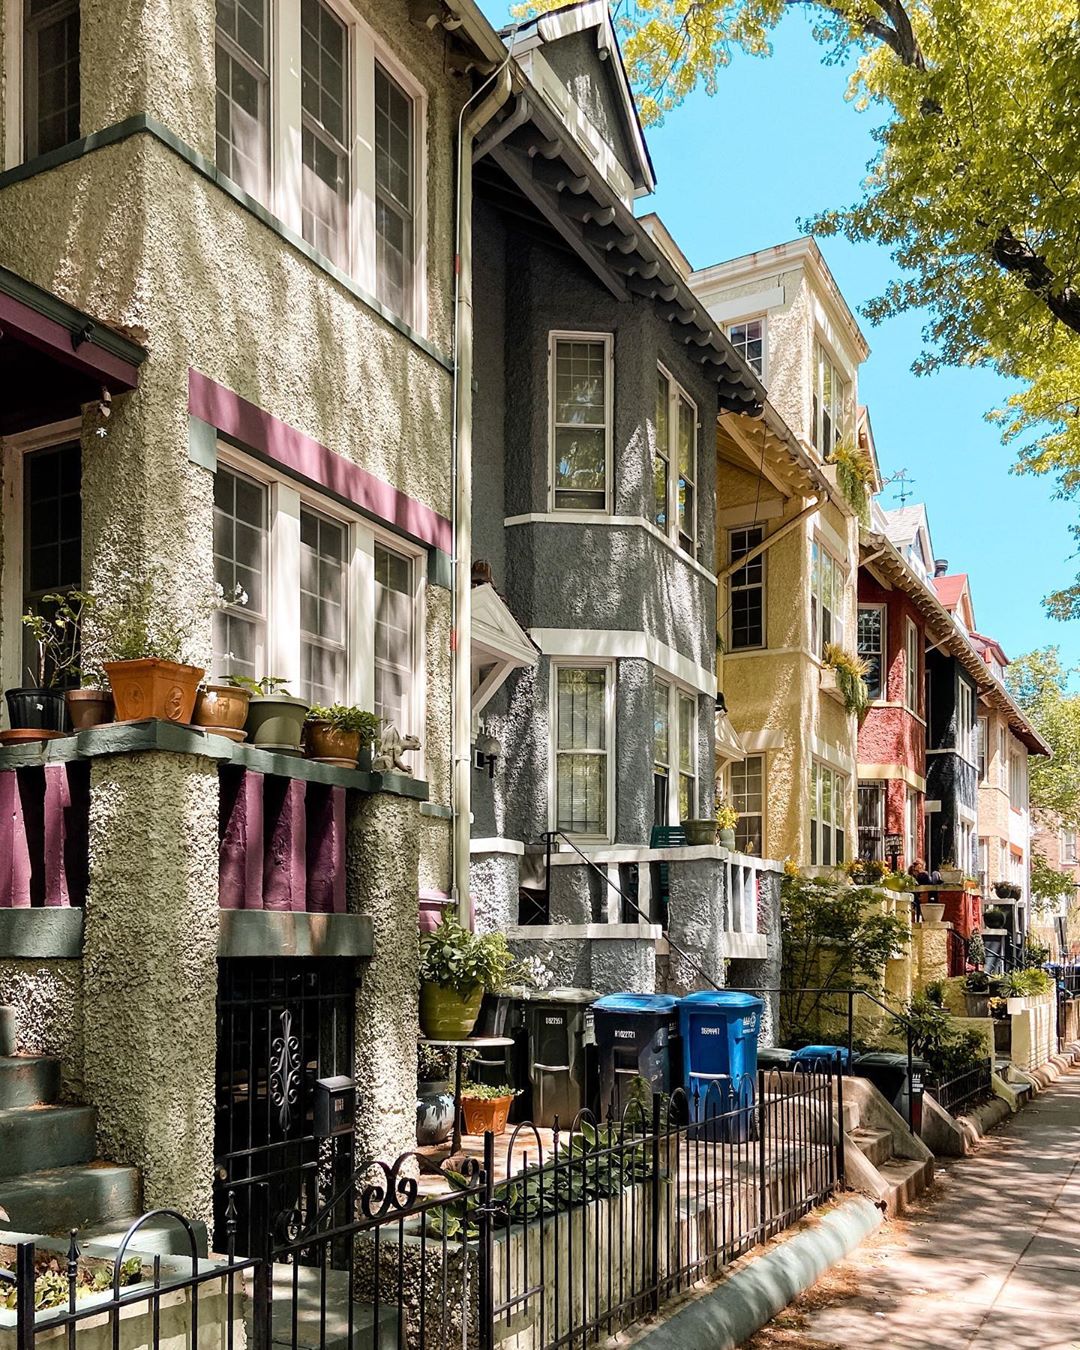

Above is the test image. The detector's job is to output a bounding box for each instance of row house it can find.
[689,238,870,869]
[1030,816,1080,959]
[0,0,511,1254]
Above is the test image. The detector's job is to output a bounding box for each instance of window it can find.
[812,342,847,457]
[956,678,975,764]
[300,507,347,708]
[654,372,670,533]
[22,441,81,683]
[653,679,670,827]
[958,819,975,875]
[653,368,697,554]
[811,540,844,656]
[677,394,696,555]
[729,527,764,650]
[978,837,989,893]
[857,781,885,860]
[905,788,919,867]
[1063,830,1078,865]
[810,760,847,866]
[374,63,414,316]
[997,725,1008,788]
[857,606,884,701]
[677,691,696,821]
[977,717,988,783]
[727,318,764,378]
[301,0,350,269]
[1009,747,1027,810]
[374,544,414,732]
[731,755,764,855]
[904,619,919,713]
[550,335,611,512]
[23,0,80,159]
[215,0,269,196]
[554,665,611,839]
[212,467,268,685]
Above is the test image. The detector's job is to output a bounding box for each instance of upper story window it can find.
[677,690,697,821]
[810,540,844,657]
[211,459,424,738]
[550,334,612,512]
[857,605,884,701]
[553,663,612,840]
[977,716,988,783]
[812,342,847,457]
[23,0,80,159]
[1062,829,1077,864]
[904,618,920,713]
[654,368,697,554]
[997,724,1008,788]
[728,526,764,651]
[215,0,269,198]
[1009,746,1027,810]
[727,318,765,378]
[956,678,975,764]
[212,1,425,327]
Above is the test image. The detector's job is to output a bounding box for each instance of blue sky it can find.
[480,3,1079,669]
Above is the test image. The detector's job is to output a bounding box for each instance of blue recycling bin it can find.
[678,991,763,1140]
[592,993,680,1118]
[790,1044,852,1073]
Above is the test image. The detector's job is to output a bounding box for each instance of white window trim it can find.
[548,331,614,515]
[1,418,83,694]
[215,444,427,765]
[812,336,850,457]
[656,363,698,558]
[810,537,846,657]
[653,675,700,827]
[977,715,989,785]
[956,677,976,768]
[3,0,24,169]
[903,617,919,714]
[857,602,886,702]
[729,751,766,857]
[264,0,428,332]
[727,523,766,652]
[725,315,767,383]
[810,758,848,867]
[549,658,616,844]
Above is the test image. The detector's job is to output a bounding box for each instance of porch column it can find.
[83,751,220,1224]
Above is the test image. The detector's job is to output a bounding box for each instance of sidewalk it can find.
[747,1065,1080,1349]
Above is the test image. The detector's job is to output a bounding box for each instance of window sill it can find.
[0,719,429,801]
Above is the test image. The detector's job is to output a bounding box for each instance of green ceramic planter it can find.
[682,818,718,846]
[244,694,310,754]
[420,982,484,1040]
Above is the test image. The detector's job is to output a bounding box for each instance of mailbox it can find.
[313,1075,356,1138]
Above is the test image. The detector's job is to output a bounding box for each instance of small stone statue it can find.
[372,724,421,775]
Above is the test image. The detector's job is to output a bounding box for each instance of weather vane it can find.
[880,468,915,506]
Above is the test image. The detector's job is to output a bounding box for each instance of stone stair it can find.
[0,1053,201,1256]
[841,1077,934,1217]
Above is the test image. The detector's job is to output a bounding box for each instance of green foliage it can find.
[460,1082,517,1100]
[827,439,875,525]
[307,704,381,745]
[964,968,989,993]
[419,914,521,995]
[822,642,871,718]
[1006,649,1080,824]
[0,1255,142,1312]
[883,870,916,893]
[1022,933,1051,968]
[715,799,738,831]
[780,871,910,1041]
[1030,849,1075,916]
[845,857,887,884]
[890,994,986,1081]
[923,980,944,1007]
[20,590,95,688]
[223,674,292,696]
[967,931,986,968]
[1000,968,1052,997]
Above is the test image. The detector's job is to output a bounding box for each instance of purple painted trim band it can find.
[188,369,452,553]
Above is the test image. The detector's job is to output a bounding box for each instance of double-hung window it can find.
[213,467,269,686]
[300,507,347,708]
[729,526,764,650]
[997,725,1008,789]
[301,0,350,270]
[731,754,764,855]
[905,788,919,867]
[20,441,82,684]
[550,334,611,512]
[654,368,697,555]
[857,781,885,861]
[374,543,414,733]
[811,540,844,656]
[374,63,414,316]
[215,0,269,197]
[812,342,847,457]
[653,679,698,827]
[810,761,846,866]
[857,605,884,701]
[904,619,920,713]
[553,664,611,840]
[1009,747,1027,811]
[22,0,80,159]
[677,691,697,821]
[654,372,670,532]
[956,678,975,764]
[727,318,765,378]
[977,717,988,783]
[653,679,670,827]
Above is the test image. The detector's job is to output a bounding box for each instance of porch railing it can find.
[927,1062,993,1116]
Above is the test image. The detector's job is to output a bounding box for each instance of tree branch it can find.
[991,228,1080,335]
[782,0,924,67]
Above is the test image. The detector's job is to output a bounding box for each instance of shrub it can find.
[419,914,521,995]
[891,994,987,1081]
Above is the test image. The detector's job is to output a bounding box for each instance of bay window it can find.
[857,605,884,701]
[731,754,764,856]
[22,0,80,160]
[654,372,670,532]
[374,543,414,733]
[811,540,844,656]
[653,678,698,827]
[677,690,697,821]
[956,678,975,764]
[857,780,885,860]
[654,367,697,555]
[215,0,269,197]
[21,441,82,684]
[653,678,670,827]
[213,467,268,686]
[977,716,988,782]
[810,760,846,866]
[550,334,611,512]
[553,664,612,840]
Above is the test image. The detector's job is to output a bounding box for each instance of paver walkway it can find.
[748,1064,1080,1350]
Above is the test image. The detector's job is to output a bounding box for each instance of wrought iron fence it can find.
[10,1067,839,1350]
[928,1061,993,1116]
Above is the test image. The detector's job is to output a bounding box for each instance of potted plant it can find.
[921,900,946,924]
[714,800,738,849]
[193,681,253,740]
[226,677,310,753]
[419,914,517,1040]
[994,880,1022,900]
[963,969,990,1018]
[821,642,871,718]
[983,906,1007,930]
[97,574,204,723]
[1001,971,1027,1016]
[6,592,84,737]
[845,857,888,886]
[416,1043,457,1147]
[304,704,380,766]
[937,859,964,886]
[883,870,916,893]
[460,1082,518,1136]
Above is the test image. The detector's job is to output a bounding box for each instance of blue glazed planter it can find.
[416,1080,455,1146]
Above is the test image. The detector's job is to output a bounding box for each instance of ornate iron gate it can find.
[213,958,356,1255]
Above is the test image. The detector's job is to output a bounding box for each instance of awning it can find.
[714,708,746,764]
[472,583,539,719]
[0,265,146,435]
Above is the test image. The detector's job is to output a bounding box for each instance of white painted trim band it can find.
[470,837,526,856]
[531,628,715,697]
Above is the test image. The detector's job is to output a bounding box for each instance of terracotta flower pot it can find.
[419,982,484,1040]
[104,659,204,724]
[244,695,310,754]
[65,689,114,731]
[194,684,252,737]
[461,1093,514,1137]
[305,720,362,765]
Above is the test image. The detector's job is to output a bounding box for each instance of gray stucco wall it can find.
[83,751,220,1223]
[0,958,84,1101]
[540,30,640,188]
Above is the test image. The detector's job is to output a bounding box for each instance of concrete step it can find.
[0,1057,60,1110]
[0,1105,96,1177]
[271,1264,399,1350]
[878,1155,933,1216]
[0,1163,140,1235]
[82,1215,209,1258]
[850,1126,892,1169]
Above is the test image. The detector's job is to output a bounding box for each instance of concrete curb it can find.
[956,1094,1010,1142]
[625,1196,884,1350]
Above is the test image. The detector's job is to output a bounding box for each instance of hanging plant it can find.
[826,439,875,526]
[822,642,871,718]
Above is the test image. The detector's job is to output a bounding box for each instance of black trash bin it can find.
[591,993,680,1117]
[756,1047,794,1072]
[854,1051,928,1132]
[521,988,598,1128]
[470,990,528,1093]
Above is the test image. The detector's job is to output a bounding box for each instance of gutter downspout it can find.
[719,495,823,581]
[451,58,513,928]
